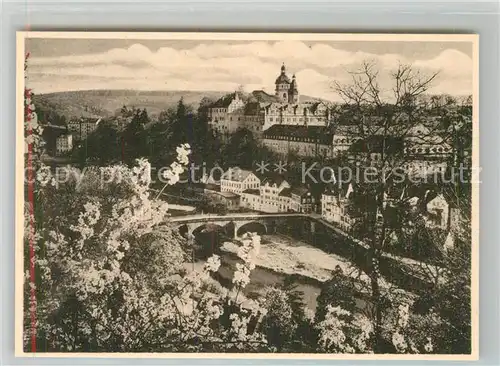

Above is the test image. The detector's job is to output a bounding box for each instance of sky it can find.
[25,37,474,101]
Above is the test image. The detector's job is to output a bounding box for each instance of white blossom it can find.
[424,337,434,352]
[204,254,221,272]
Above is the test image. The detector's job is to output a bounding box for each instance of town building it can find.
[258,176,291,212]
[332,124,362,153]
[347,135,405,166]
[233,172,315,214]
[203,184,241,211]
[239,189,262,212]
[240,175,292,213]
[402,124,453,175]
[68,117,101,141]
[220,167,260,195]
[55,134,73,155]
[289,187,316,213]
[262,125,337,158]
[347,125,452,177]
[275,63,300,104]
[321,184,360,232]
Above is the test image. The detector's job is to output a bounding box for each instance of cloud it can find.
[27,41,473,100]
[414,49,473,76]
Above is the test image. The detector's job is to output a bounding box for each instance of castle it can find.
[206,63,453,166]
[207,63,332,138]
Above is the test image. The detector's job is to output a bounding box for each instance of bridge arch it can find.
[178,224,189,238]
[191,223,227,259]
[237,221,267,236]
[192,223,226,237]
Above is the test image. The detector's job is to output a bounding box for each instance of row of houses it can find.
[202,167,316,214]
[201,166,464,251]
[321,184,460,235]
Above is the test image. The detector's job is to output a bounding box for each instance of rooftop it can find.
[291,186,310,197]
[261,175,288,187]
[216,191,240,199]
[210,92,244,108]
[278,188,292,197]
[221,167,255,182]
[263,125,335,145]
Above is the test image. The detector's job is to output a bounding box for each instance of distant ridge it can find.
[33,89,331,121]
[33,89,229,120]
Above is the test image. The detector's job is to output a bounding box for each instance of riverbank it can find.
[217,234,414,312]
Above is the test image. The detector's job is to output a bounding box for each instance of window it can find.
[434,209,443,225]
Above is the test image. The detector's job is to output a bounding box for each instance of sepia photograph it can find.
[16,32,478,359]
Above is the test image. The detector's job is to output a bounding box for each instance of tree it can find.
[315,266,358,323]
[25,146,274,352]
[332,61,470,352]
[222,128,277,170]
[122,109,149,164]
[74,120,121,166]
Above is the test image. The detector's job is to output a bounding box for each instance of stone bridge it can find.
[168,212,441,294]
[170,212,315,239]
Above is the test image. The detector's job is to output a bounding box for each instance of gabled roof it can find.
[322,188,337,197]
[221,167,255,182]
[261,175,288,187]
[244,101,262,115]
[251,90,280,103]
[290,186,310,197]
[210,92,244,108]
[322,182,354,199]
[279,188,292,197]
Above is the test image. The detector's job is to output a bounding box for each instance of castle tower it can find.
[275,63,291,103]
[289,74,299,104]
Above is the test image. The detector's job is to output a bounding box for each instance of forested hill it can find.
[32,90,228,120]
[32,89,329,121]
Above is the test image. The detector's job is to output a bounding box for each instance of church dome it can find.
[275,63,291,84]
[275,74,291,84]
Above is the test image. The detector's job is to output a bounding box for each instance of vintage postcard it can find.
[16,32,479,359]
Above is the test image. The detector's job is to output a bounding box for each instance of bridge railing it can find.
[170,212,310,223]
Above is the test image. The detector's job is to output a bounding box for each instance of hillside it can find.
[250,89,324,104]
[32,89,331,122]
[32,90,228,120]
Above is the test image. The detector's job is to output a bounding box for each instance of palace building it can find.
[207,64,333,140]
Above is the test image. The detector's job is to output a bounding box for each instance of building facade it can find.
[55,134,73,155]
[68,117,101,141]
[220,167,261,194]
[207,64,333,139]
[237,174,314,214]
[321,186,359,232]
[262,125,337,158]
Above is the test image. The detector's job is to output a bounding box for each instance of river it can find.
[192,233,370,313]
